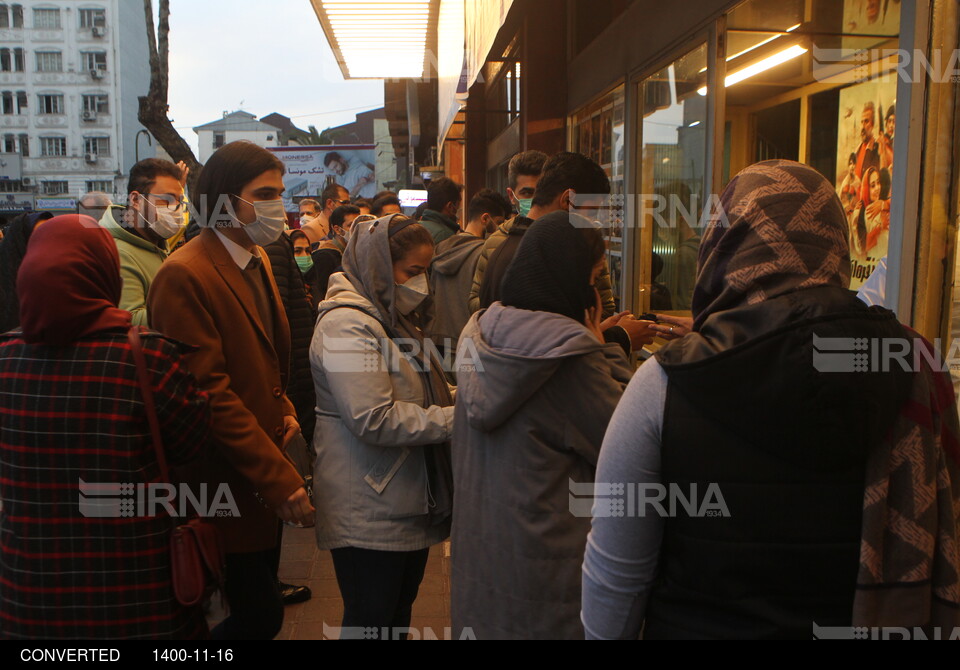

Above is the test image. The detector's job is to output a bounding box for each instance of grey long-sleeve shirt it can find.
[581,356,668,640]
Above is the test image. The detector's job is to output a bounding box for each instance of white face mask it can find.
[300,214,315,227]
[236,196,287,246]
[138,198,184,240]
[394,272,430,316]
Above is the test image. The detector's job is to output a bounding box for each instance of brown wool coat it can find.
[147,228,304,553]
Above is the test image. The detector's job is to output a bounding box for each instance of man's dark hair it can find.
[413,201,428,221]
[330,204,360,230]
[127,158,182,197]
[467,188,511,222]
[371,195,401,216]
[530,152,610,208]
[508,150,548,190]
[426,177,463,212]
[322,182,348,209]
[374,190,397,201]
[353,198,372,211]
[299,198,321,214]
[323,151,342,168]
[194,141,284,228]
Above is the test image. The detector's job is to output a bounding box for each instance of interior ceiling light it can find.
[697,44,808,96]
[314,0,433,79]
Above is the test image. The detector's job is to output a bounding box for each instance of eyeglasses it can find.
[146,193,185,212]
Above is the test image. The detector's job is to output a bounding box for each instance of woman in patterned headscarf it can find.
[582,160,960,639]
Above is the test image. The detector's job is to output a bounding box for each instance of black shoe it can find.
[279,582,312,606]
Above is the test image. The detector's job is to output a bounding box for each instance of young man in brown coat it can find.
[148,141,313,640]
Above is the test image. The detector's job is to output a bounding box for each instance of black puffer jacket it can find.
[264,235,317,443]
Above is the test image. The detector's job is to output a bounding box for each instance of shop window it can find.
[484,38,521,141]
[570,85,626,310]
[636,44,708,315]
[723,0,900,291]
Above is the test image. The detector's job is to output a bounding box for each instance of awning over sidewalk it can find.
[309,0,437,79]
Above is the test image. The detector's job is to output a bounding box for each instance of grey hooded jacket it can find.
[450,302,633,639]
[427,232,484,346]
[309,217,455,552]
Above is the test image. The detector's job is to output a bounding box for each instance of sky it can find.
[164,0,385,156]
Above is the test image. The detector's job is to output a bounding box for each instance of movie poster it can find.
[843,0,900,37]
[268,145,377,212]
[835,75,897,290]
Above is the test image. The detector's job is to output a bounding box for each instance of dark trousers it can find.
[330,546,430,640]
[211,542,284,640]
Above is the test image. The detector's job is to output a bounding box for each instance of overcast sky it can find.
[165,0,385,155]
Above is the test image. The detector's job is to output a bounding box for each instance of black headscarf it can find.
[0,211,53,333]
[500,211,601,323]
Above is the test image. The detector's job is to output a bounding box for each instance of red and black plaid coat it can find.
[0,328,211,640]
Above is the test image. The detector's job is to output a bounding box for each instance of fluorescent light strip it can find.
[697,44,807,95]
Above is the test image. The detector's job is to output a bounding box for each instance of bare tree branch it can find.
[138,0,201,198]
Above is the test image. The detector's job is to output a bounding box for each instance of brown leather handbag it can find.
[128,327,226,607]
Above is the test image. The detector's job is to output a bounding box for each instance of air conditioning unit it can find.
[90,69,103,79]
[21,177,31,186]
[85,152,98,164]
[81,110,96,122]
[91,26,105,38]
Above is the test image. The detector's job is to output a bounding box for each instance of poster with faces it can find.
[835,74,897,290]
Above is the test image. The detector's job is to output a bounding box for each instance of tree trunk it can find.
[138,0,201,199]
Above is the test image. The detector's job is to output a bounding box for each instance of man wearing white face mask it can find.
[148,141,314,640]
[100,158,184,327]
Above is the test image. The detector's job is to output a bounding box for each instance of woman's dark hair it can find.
[387,215,433,263]
[879,167,892,200]
[194,141,285,228]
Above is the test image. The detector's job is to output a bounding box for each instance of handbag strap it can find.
[128,326,170,483]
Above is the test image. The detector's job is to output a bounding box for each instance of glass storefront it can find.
[611,0,910,321]
[570,85,626,310]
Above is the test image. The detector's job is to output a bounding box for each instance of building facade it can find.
[0,0,154,214]
[192,111,280,164]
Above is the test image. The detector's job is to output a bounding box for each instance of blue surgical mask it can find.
[516,198,533,218]
[295,255,313,273]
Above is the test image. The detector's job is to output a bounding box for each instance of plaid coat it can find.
[0,328,211,640]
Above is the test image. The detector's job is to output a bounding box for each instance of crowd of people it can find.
[0,139,958,640]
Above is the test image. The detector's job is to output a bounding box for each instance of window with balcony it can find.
[33,7,61,30]
[79,8,106,29]
[82,93,108,114]
[42,180,68,195]
[84,136,110,156]
[35,50,62,72]
[81,51,106,72]
[40,136,65,156]
[37,93,63,114]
